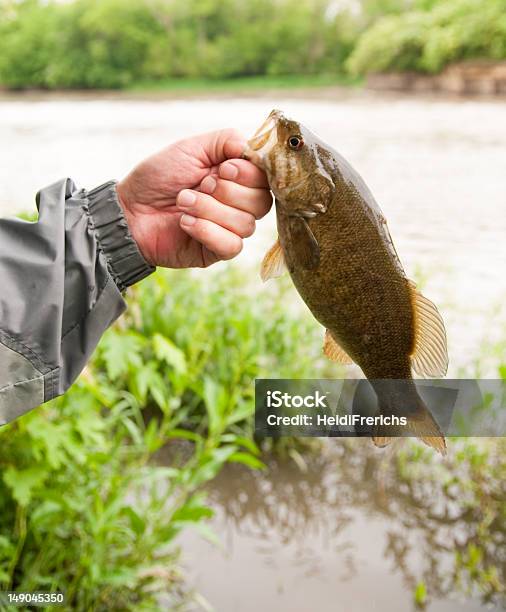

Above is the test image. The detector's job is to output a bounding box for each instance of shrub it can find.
[0,0,357,89]
[347,12,430,75]
[0,268,328,609]
[347,0,506,75]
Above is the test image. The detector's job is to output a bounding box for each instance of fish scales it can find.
[278,175,415,380]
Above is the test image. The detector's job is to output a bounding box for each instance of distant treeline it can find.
[0,0,504,89]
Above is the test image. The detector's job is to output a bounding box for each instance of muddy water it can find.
[178,439,504,612]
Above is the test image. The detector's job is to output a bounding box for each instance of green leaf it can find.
[172,504,214,523]
[121,506,146,535]
[187,446,238,487]
[0,535,14,553]
[25,419,70,469]
[153,333,187,375]
[143,418,163,452]
[228,452,265,470]
[168,428,202,443]
[203,377,225,437]
[466,543,482,568]
[3,465,47,506]
[100,331,145,379]
[225,403,253,426]
[31,500,62,523]
[221,434,261,455]
[414,581,427,607]
[131,362,167,409]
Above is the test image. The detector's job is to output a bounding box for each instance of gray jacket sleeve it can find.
[0,178,155,425]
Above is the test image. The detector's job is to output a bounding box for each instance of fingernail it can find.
[220,162,239,181]
[178,190,197,207]
[200,175,217,194]
[180,213,197,226]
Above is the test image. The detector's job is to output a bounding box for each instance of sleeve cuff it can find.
[86,181,155,291]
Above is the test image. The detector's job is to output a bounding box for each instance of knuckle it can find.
[223,127,242,141]
[242,215,256,237]
[255,195,273,219]
[221,238,243,260]
[215,177,229,194]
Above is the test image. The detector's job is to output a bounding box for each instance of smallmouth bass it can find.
[244,110,449,454]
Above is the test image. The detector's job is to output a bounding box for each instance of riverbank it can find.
[0,74,361,101]
[367,61,506,96]
[3,72,506,103]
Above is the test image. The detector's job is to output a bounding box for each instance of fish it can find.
[244,109,449,455]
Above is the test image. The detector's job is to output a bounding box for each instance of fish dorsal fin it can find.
[260,238,287,282]
[409,280,448,377]
[323,329,354,364]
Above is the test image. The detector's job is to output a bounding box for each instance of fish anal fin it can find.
[260,238,286,282]
[372,436,393,448]
[323,329,354,365]
[409,280,449,378]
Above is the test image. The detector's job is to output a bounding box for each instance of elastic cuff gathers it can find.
[87,181,155,291]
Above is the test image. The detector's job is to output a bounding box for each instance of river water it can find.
[1,91,505,611]
[177,439,504,612]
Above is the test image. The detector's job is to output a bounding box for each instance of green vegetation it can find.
[127,74,361,94]
[347,0,506,75]
[395,439,506,607]
[1,0,504,91]
[0,269,327,610]
[0,0,357,89]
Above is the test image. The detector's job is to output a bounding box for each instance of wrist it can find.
[87,181,155,290]
[116,179,151,266]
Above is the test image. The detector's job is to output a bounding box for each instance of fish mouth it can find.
[243,109,282,167]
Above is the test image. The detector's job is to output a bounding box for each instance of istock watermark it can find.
[266,389,329,409]
[255,379,506,437]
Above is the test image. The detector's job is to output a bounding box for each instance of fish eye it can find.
[287,135,304,150]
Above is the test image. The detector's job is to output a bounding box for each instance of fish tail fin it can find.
[372,387,447,456]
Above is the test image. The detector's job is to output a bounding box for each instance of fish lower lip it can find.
[242,146,263,167]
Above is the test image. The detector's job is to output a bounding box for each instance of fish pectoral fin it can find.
[295,203,326,218]
[323,329,354,364]
[287,216,320,270]
[408,280,449,378]
[260,238,287,282]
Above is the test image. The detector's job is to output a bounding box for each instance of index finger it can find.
[219,158,270,189]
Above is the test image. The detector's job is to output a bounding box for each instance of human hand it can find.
[116,129,272,268]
